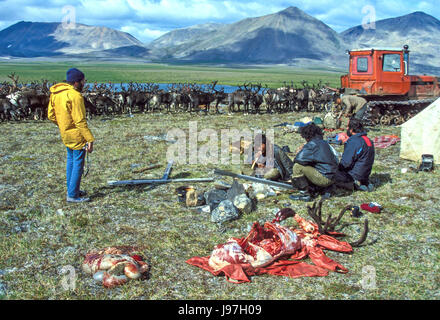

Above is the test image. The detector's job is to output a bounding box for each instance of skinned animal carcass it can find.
[208,222,301,271]
[82,246,150,288]
[187,206,359,283]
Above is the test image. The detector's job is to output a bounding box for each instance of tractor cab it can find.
[341,45,440,99]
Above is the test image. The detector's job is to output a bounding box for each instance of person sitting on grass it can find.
[291,123,339,199]
[335,119,375,192]
[243,133,294,182]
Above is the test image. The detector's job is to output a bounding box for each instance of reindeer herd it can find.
[0,73,337,122]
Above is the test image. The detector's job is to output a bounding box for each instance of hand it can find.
[295,143,305,154]
[257,163,265,169]
[86,142,94,153]
[254,150,262,160]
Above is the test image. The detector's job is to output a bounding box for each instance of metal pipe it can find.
[107,177,214,187]
[214,169,294,190]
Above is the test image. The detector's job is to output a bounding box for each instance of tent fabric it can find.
[400,98,440,162]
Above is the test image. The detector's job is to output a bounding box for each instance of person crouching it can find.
[251,133,294,182]
[291,123,339,198]
[335,119,375,192]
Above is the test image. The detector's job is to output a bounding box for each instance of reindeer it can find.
[263,86,289,113]
[87,85,116,116]
[294,81,311,112]
[124,82,152,114]
[169,83,190,112]
[228,83,253,113]
[314,84,335,112]
[149,86,173,113]
[247,83,264,114]
[0,98,17,121]
[195,81,218,113]
[212,87,228,114]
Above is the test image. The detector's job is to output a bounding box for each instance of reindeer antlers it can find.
[7,72,20,88]
[306,200,369,247]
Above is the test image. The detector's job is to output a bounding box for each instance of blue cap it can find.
[66,68,85,83]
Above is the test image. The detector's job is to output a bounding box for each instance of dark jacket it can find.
[273,144,294,181]
[339,132,375,183]
[294,136,339,180]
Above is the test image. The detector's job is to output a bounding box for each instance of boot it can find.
[354,180,373,192]
[290,176,313,202]
[291,176,310,190]
[307,184,320,197]
[336,181,354,191]
[320,185,334,200]
[289,192,312,202]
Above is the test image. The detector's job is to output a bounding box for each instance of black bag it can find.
[418,154,434,172]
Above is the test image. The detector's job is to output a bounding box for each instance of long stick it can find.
[132,164,162,174]
[251,154,261,170]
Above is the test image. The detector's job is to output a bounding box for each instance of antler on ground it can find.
[349,219,369,247]
[306,200,369,247]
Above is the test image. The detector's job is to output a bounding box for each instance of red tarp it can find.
[186,217,353,284]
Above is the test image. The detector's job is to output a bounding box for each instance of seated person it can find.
[292,123,339,195]
[244,134,294,182]
[335,119,375,191]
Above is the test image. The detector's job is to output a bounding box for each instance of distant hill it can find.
[148,7,347,67]
[1,9,440,75]
[0,21,144,58]
[149,23,224,49]
[341,11,440,74]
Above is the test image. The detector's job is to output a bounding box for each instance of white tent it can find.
[400,98,440,162]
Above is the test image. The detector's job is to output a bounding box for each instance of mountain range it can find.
[1,7,440,74]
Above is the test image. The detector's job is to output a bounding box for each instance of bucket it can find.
[175,186,195,203]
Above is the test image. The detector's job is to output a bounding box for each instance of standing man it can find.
[327,87,368,121]
[291,123,339,197]
[48,68,95,203]
[336,94,368,121]
[335,119,375,192]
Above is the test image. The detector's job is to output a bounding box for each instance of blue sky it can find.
[0,0,439,43]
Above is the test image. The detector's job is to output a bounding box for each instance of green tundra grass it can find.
[0,61,343,88]
[0,110,439,300]
[0,63,438,301]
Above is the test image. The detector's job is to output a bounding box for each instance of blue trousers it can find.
[66,147,86,199]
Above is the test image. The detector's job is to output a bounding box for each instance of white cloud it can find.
[121,24,168,42]
[0,0,439,40]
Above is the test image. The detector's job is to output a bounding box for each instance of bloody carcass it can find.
[187,201,368,283]
[82,246,150,288]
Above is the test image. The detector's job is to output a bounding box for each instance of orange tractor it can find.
[340,45,440,125]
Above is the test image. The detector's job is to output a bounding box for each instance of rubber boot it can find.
[314,184,334,200]
[290,176,313,201]
[336,181,354,191]
[291,176,310,190]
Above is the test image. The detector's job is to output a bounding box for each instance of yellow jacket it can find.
[48,83,95,150]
